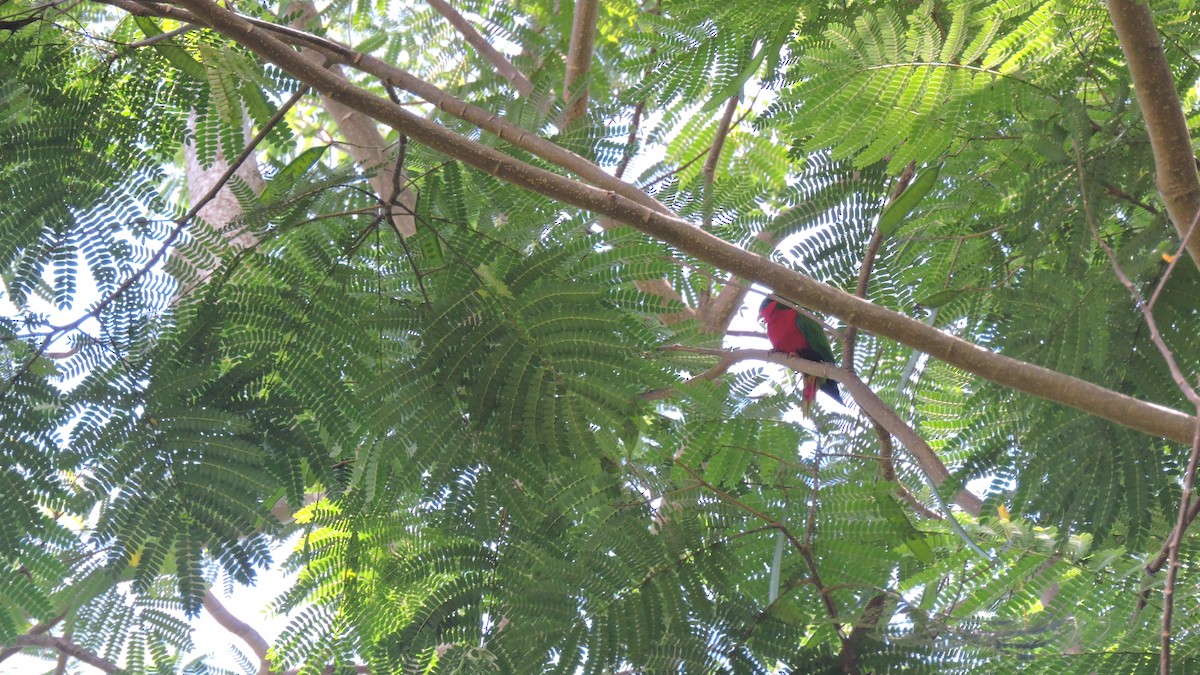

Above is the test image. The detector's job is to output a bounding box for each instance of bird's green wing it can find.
[793,311,836,363]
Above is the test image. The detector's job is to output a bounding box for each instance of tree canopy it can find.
[1,0,1200,672]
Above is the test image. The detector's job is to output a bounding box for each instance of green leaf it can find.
[701,26,789,112]
[916,288,963,308]
[133,17,206,81]
[261,145,328,203]
[476,263,515,299]
[878,164,940,236]
[874,482,935,564]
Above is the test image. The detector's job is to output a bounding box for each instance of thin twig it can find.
[1147,497,1200,577]
[677,457,851,662]
[1073,140,1200,405]
[843,162,915,366]
[638,146,711,190]
[614,101,644,180]
[1161,410,1200,674]
[613,1,658,181]
[725,329,768,340]
[1104,182,1163,219]
[701,95,739,230]
[122,21,197,47]
[1147,207,1200,312]
[0,84,308,405]
[874,419,896,482]
[670,462,808,564]
[377,122,430,305]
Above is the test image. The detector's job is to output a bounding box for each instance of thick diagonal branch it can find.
[107,0,671,218]
[142,0,1199,447]
[1107,0,1200,270]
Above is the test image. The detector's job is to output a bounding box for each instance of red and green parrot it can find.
[759,295,843,413]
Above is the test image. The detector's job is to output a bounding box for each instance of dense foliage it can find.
[1,0,1199,672]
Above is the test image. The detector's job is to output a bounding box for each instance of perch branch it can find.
[661,345,984,515]
[128,0,1200,448]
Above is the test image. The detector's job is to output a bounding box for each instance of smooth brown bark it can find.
[204,590,272,674]
[426,0,533,97]
[562,0,599,126]
[1107,0,1200,270]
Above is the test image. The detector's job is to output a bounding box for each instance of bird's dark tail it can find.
[820,378,844,406]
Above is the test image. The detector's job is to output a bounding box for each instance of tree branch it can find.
[662,345,984,516]
[3,634,121,673]
[0,613,64,664]
[562,0,598,127]
[286,1,416,237]
[123,21,197,47]
[1107,0,1200,270]
[148,0,1198,447]
[113,0,672,218]
[204,590,272,674]
[0,16,41,31]
[425,0,532,97]
[701,95,738,230]
[615,104,644,180]
[843,162,916,365]
[1075,140,1200,407]
[1159,412,1200,673]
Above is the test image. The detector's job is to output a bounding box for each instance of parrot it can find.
[758,295,843,413]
